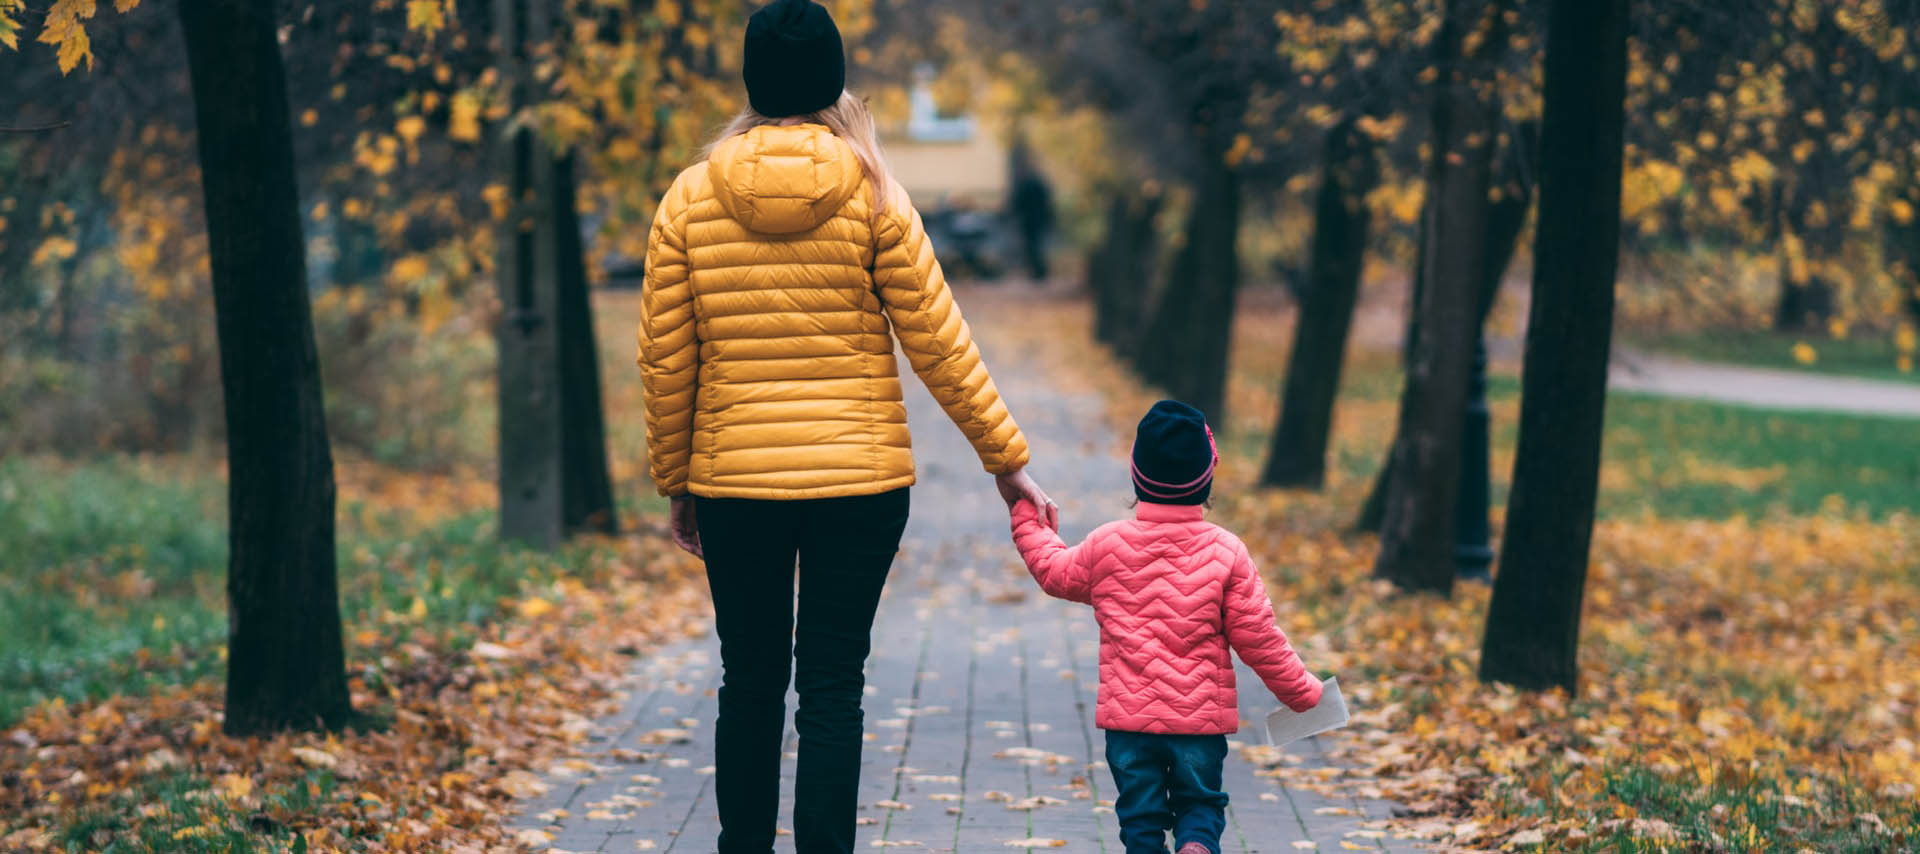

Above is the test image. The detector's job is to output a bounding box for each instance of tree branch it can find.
[0,121,72,133]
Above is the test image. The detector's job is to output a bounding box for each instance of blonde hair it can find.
[703,91,893,213]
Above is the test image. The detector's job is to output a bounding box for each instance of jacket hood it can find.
[707,124,865,234]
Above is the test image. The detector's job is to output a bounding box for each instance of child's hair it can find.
[702,90,892,213]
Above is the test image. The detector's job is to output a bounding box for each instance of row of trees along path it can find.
[512,292,1419,853]
[1061,0,1630,691]
[4,0,624,734]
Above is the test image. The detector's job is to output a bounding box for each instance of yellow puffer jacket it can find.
[636,123,1030,500]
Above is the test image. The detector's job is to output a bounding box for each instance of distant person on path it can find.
[634,2,1057,852]
[1008,138,1055,282]
[1009,400,1325,854]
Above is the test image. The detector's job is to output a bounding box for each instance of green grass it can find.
[50,768,340,853]
[0,456,635,726]
[1594,392,1920,519]
[0,459,230,724]
[1627,327,1917,385]
[1314,367,1919,521]
[1572,764,1918,853]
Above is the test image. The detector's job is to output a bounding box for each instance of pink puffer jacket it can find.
[1012,500,1323,734]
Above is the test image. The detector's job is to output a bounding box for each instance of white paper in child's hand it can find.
[1264,677,1349,747]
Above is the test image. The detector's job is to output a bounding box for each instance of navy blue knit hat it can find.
[742,0,846,118]
[1131,400,1216,506]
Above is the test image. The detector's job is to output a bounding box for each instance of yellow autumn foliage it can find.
[30,235,78,267]
[1620,158,1684,231]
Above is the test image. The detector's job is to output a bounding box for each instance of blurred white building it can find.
[881,65,1008,210]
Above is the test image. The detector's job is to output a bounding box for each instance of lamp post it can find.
[1453,333,1495,582]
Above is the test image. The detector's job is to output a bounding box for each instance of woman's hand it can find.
[995,467,1058,530]
[670,496,703,558]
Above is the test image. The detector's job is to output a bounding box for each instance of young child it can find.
[1009,399,1324,854]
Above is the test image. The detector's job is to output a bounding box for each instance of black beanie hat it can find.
[1131,400,1216,506]
[742,0,846,118]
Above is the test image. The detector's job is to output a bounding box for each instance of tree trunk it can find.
[53,213,93,360]
[1356,96,1443,534]
[553,152,618,536]
[1479,0,1629,692]
[1452,125,1538,575]
[1090,192,1128,345]
[1478,122,1539,323]
[1895,192,1920,324]
[1772,227,1836,332]
[1263,119,1378,489]
[1142,156,1240,427]
[1372,0,1503,597]
[495,0,568,547]
[178,0,352,735]
[1110,190,1163,357]
[1355,452,1395,532]
[1357,235,1434,536]
[0,173,50,313]
[496,0,617,544]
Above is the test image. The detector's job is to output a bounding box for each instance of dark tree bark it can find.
[1771,187,1839,332]
[496,0,615,545]
[1768,10,1849,334]
[1474,157,1536,318]
[1372,0,1504,596]
[1091,192,1129,345]
[553,152,618,536]
[1892,190,1920,325]
[1356,73,1444,535]
[1453,122,1538,577]
[1355,451,1395,533]
[0,172,51,312]
[1771,239,1837,331]
[1480,0,1629,692]
[1094,188,1164,356]
[1263,119,1378,489]
[1143,154,1240,427]
[495,65,567,546]
[178,0,352,734]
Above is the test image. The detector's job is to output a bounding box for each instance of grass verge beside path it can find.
[1626,327,1918,385]
[1595,390,1920,520]
[1213,334,1920,522]
[1,454,706,853]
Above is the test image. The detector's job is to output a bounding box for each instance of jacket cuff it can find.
[982,435,1032,476]
[1010,498,1041,526]
[1285,675,1325,713]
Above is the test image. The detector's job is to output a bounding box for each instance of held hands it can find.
[669,496,703,558]
[995,467,1058,530]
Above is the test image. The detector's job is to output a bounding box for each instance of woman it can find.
[635,1,1055,851]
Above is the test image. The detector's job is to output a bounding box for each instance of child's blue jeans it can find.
[1104,730,1229,854]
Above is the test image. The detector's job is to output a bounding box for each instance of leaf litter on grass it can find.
[1,490,711,853]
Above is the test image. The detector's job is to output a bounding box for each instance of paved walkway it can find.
[1609,350,1920,419]
[512,301,1413,853]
